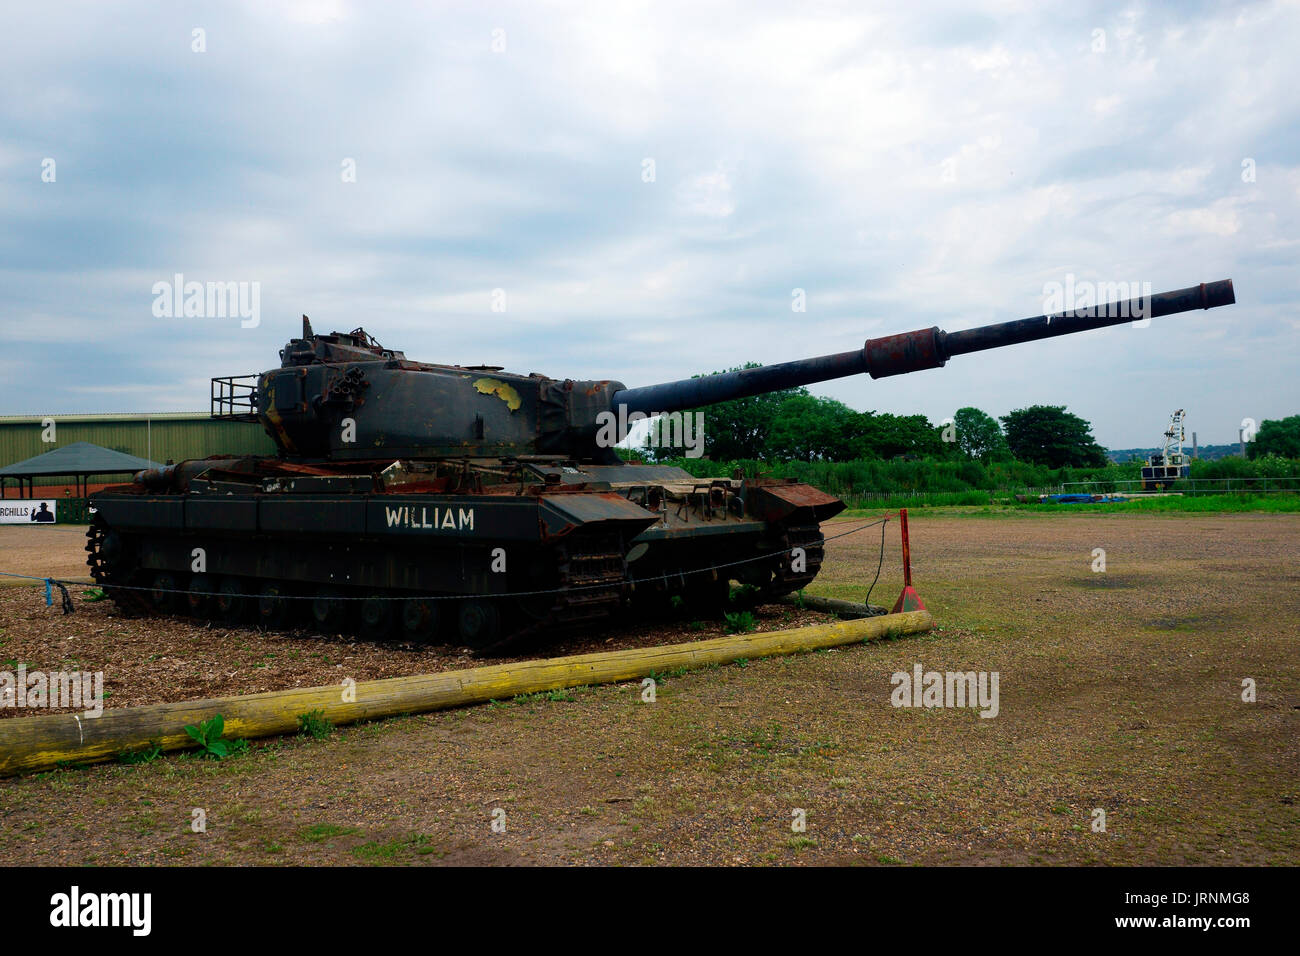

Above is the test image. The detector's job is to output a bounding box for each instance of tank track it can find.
[84,514,831,655]
[766,523,827,596]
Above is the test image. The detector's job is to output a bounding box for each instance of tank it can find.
[87,279,1235,652]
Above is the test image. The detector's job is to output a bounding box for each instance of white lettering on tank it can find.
[382,505,475,532]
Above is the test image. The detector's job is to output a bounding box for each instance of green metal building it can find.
[0,413,276,488]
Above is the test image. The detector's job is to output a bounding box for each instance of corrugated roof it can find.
[0,442,161,477]
[0,412,212,424]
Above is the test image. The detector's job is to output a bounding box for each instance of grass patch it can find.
[724,611,758,634]
[514,688,576,704]
[648,666,689,684]
[299,823,362,843]
[296,710,335,740]
[118,742,163,765]
[842,492,1300,519]
[350,833,441,862]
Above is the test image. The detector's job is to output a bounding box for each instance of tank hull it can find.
[87,460,843,653]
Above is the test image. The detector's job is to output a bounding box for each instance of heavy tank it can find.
[87,279,1235,651]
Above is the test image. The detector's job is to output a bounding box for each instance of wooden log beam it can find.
[0,609,932,777]
[774,593,888,619]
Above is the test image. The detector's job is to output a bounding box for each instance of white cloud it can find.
[677,168,735,219]
[1165,199,1242,237]
[0,0,1295,447]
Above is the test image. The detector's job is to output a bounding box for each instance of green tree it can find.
[952,406,1009,461]
[766,395,858,461]
[999,405,1108,468]
[1247,415,1300,459]
[852,411,944,459]
[688,363,808,460]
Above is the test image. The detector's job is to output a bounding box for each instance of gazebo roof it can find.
[0,441,160,478]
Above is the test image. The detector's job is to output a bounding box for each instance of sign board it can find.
[0,500,58,524]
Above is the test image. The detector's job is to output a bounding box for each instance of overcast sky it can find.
[1,0,1296,448]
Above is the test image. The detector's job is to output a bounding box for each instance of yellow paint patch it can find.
[263,396,297,454]
[473,377,522,411]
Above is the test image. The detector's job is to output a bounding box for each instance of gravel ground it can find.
[0,525,90,582]
[0,511,1296,867]
[0,524,833,713]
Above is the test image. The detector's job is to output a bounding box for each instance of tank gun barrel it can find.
[611,279,1234,415]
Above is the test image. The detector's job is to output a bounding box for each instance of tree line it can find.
[648,367,1112,467]
[626,366,1300,482]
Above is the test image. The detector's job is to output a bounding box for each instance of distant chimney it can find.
[1239,429,1246,457]
[1192,432,1198,459]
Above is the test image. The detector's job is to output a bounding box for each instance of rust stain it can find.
[759,484,839,508]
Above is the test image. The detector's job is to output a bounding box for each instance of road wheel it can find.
[456,600,501,650]
[358,593,394,639]
[256,581,292,629]
[310,587,351,633]
[216,577,248,623]
[187,574,216,617]
[400,597,440,643]
[150,572,181,613]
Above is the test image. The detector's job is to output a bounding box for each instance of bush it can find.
[654,452,1300,499]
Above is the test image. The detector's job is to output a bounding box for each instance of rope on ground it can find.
[6,573,78,615]
[863,515,889,609]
